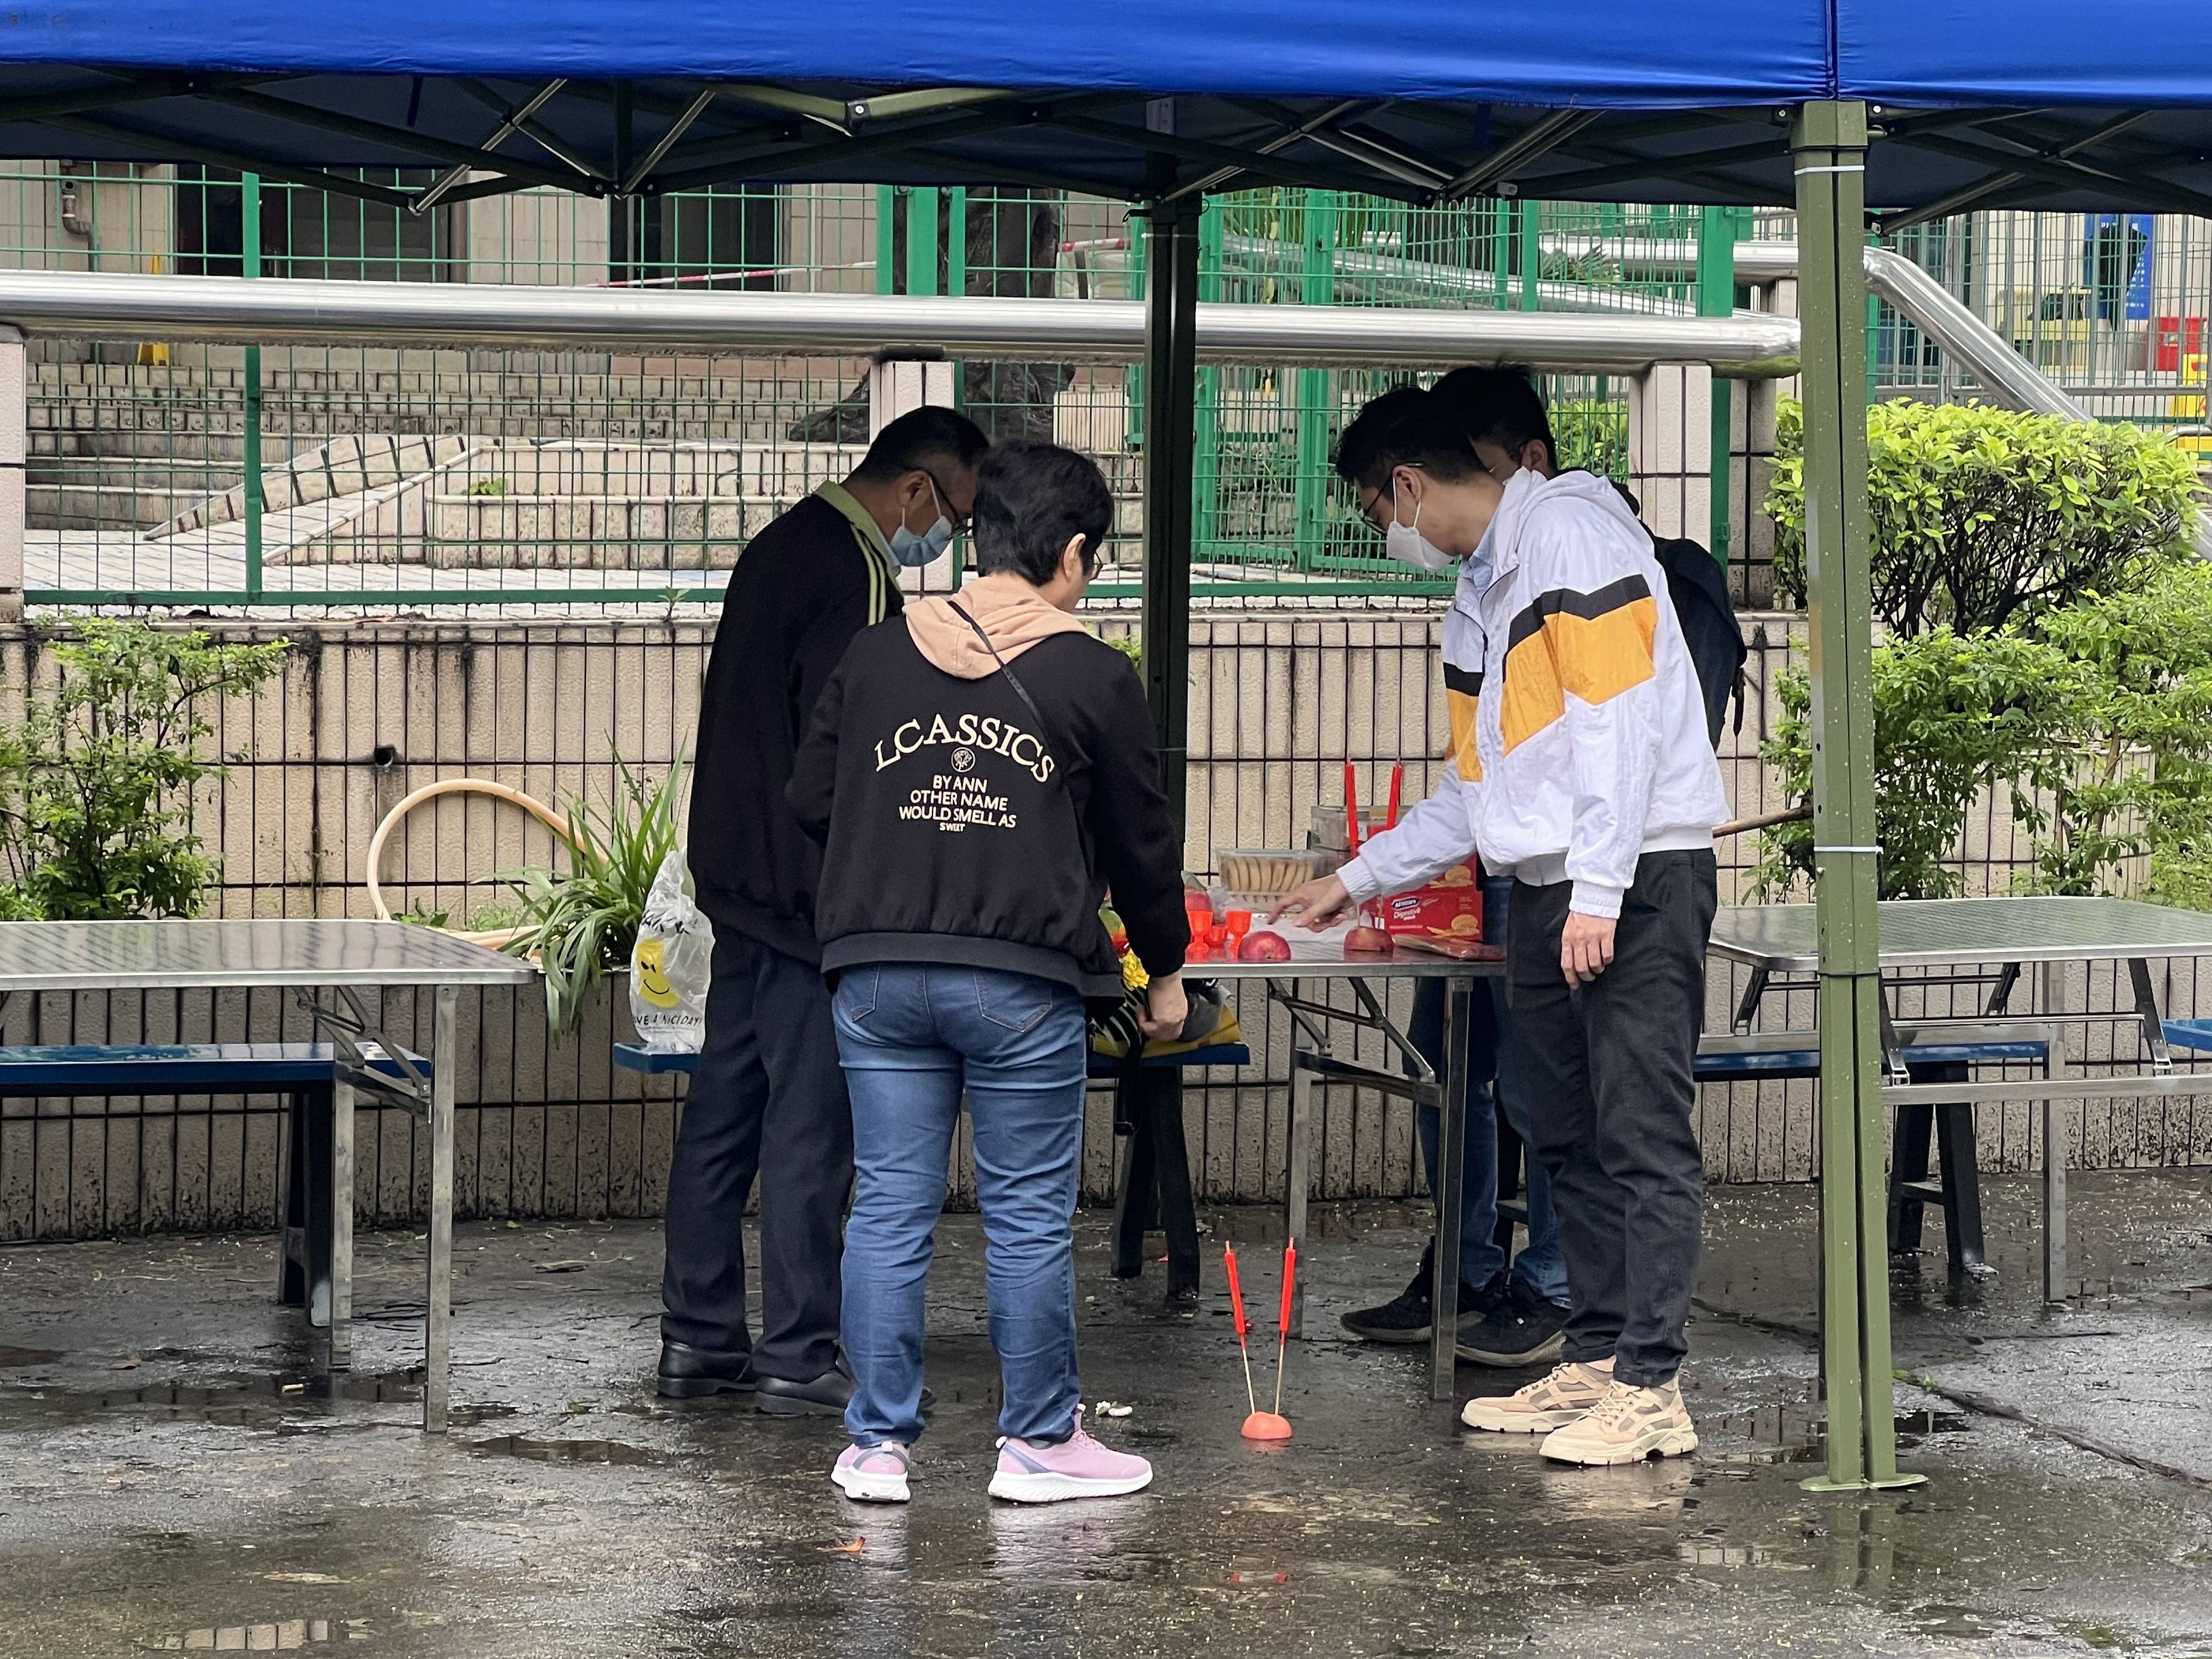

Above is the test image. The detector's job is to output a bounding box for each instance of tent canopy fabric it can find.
[0,4,2208,215]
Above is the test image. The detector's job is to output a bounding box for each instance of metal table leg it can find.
[425,985,458,1433]
[1285,1057,1313,1337]
[1430,979,1472,1402]
[328,1077,355,1372]
[2039,964,2075,1302]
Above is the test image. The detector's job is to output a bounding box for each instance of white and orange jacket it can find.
[1339,469,1728,921]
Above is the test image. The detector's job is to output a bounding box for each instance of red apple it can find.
[1238,930,1293,962]
[1345,926,1394,955]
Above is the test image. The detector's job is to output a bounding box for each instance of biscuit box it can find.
[1376,857,1485,944]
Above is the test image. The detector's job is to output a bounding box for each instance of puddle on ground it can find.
[465,1435,662,1466]
[137,1617,363,1649]
[1700,1404,1971,1463]
[0,1369,427,1431]
[0,1346,64,1367]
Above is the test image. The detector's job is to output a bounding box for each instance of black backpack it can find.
[1651,535,1746,752]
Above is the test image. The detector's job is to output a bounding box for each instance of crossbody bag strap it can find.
[945,601,1057,758]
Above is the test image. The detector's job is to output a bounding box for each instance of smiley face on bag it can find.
[634,938,679,1007]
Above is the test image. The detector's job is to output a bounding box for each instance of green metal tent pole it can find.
[241,171,264,597]
[1789,100,1921,1495]
[1139,195,1200,833]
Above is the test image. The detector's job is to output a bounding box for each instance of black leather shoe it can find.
[657,1340,756,1400]
[757,1359,933,1418]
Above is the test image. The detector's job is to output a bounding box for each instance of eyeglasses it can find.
[921,469,972,534]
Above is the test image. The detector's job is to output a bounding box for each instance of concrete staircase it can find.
[35,357,1183,570]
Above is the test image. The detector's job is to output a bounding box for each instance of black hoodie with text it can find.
[786,575,1188,999]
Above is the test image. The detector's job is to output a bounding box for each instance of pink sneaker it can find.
[987,1407,1153,1504]
[831,1441,911,1503]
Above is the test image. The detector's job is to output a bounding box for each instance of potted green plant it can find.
[501,754,686,1039]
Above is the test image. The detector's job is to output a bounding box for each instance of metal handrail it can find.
[0,267,1802,377]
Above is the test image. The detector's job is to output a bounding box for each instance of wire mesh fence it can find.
[9,168,1724,612]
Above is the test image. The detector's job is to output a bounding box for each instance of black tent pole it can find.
[1140,194,1200,838]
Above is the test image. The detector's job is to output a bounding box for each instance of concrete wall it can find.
[0,611,2205,1242]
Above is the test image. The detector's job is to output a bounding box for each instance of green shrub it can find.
[1754,626,2081,900]
[2018,560,2212,905]
[1767,399,2199,635]
[0,619,289,919]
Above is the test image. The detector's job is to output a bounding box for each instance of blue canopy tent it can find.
[2,1,2208,1489]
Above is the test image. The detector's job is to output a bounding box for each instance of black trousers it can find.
[659,930,853,1382]
[1507,850,1716,1387]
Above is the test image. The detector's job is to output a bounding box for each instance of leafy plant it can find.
[500,755,685,1039]
[1754,626,2080,900]
[1767,399,2198,636]
[1100,633,1142,669]
[468,477,509,497]
[0,619,289,919]
[2012,561,2212,905]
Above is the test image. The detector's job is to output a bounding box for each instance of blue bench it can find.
[615,1038,1252,1301]
[0,1041,429,1327]
[612,1040,1254,1079]
[2162,1019,2212,1054]
[1695,1030,2052,1275]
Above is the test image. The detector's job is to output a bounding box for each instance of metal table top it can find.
[1707,896,2212,974]
[1190,943,1503,980]
[0,919,538,993]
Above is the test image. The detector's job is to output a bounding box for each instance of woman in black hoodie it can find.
[788,441,1188,1507]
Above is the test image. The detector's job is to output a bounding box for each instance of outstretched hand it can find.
[1270,873,1356,931]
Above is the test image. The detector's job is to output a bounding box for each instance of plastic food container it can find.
[1308,804,1398,851]
[1214,847,1339,899]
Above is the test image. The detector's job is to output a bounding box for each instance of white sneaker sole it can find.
[1460,1401,1598,1434]
[987,1467,1154,1504]
[832,1466,911,1503]
[1539,1426,1699,1466]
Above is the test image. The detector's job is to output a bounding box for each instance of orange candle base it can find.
[1240,1410,1293,1441]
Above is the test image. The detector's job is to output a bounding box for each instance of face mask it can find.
[888,476,955,568]
[1384,484,1457,571]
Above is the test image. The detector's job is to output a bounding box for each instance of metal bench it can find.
[612,1039,1252,1302]
[0,1041,430,1332]
[1696,1026,2052,1275]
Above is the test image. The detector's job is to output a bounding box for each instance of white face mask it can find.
[888,475,955,568]
[1384,481,1457,571]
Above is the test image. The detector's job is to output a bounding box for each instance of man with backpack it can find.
[1277,384,1730,1466]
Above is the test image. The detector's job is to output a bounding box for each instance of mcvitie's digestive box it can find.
[1376,858,1485,944]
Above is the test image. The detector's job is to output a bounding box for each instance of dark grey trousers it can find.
[659,930,853,1382]
[1507,850,1716,1387]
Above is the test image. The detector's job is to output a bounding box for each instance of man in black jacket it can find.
[659,405,989,1414]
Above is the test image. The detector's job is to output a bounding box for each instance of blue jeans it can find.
[832,962,1090,1448]
[1409,879,1569,1307]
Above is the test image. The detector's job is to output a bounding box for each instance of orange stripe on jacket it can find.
[1498,578,1658,753]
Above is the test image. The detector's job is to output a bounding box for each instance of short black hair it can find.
[970,441,1114,583]
[1432,364,1556,470]
[1333,383,1429,489]
[849,404,991,484]
[1362,396,1489,491]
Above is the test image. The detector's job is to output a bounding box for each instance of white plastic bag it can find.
[630,848,714,1053]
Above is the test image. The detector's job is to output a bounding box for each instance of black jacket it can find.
[787,623,1188,998]
[688,489,901,962]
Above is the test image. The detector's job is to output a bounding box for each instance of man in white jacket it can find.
[1277,393,1727,1466]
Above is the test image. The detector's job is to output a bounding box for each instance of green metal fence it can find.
[37,171,2205,614]
[6,164,1750,612]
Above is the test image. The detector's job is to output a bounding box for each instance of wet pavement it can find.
[3,1172,2210,1657]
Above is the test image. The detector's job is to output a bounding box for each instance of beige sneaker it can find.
[1459,1361,1612,1434]
[1538,1379,1699,1466]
